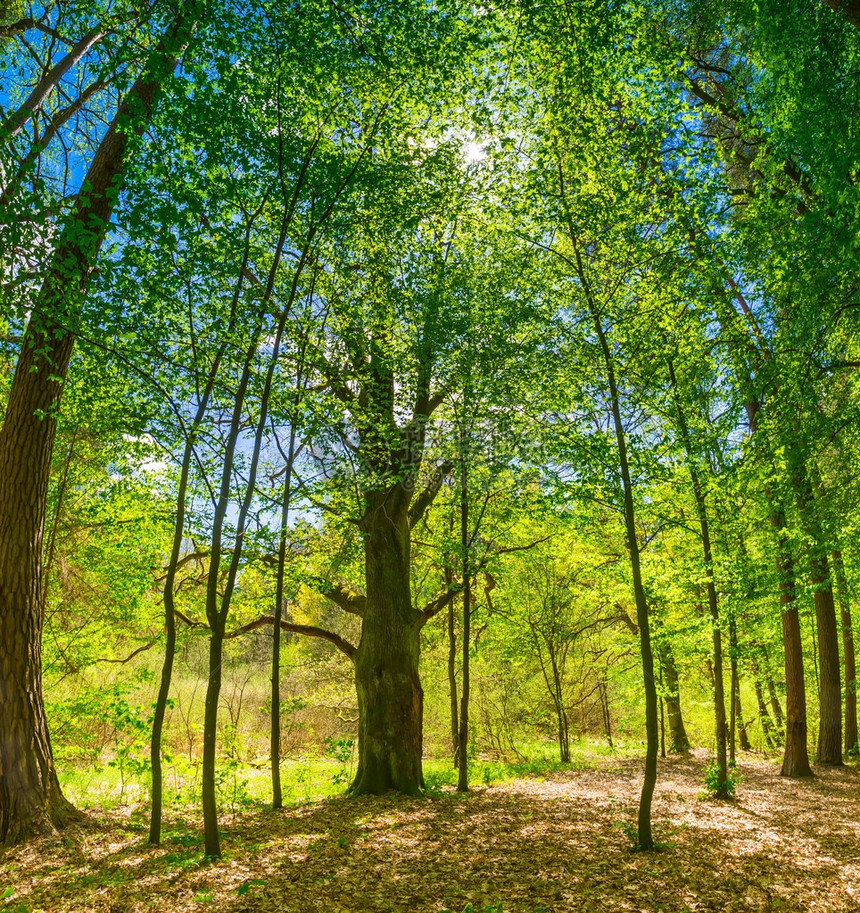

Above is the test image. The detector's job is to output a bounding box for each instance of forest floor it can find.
[1,750,858,913]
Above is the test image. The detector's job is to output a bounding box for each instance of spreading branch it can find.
[226,614,356,660]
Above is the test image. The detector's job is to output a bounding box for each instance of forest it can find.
[0,0,859,910]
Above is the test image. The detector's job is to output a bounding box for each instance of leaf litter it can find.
[1,751,858,913]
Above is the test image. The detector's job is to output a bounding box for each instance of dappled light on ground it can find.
[1,753,857,912]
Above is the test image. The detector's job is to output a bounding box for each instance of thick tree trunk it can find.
[0,9,196,846]
[658,641,690,752]
[351,493,423,796]
[0,332,78,845]
[811,562,842,765]
[832,549,858,754]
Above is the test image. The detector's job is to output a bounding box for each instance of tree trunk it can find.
[735,679,752,751]
[578,252,658,850]
[457,449,471,792]
[667,360,727,792]
[0,9,197,847]
[767,679,785,743]
[832,549,858,754]
[754,680,777,750]
[201,629,224,856]
[351,493,424,796]
[271,426,297,810]
[729,617,751,753]
[446,569,460,768]
[811,553,843,765]
[768,522,813,777]
[598,672,613,748]
[658,641,690,752]
[787,455,841,765]
[659,696,666,758]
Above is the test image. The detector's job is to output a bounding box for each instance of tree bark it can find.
[767,679,785,744]
[576,245,658,850]
[457,446,471,792]
[658,641,689,752]
[786,454,842,765]
[271,425,297,810]
[447,598,460,768]
[351,491,424,795]
[0,10,196,846]
[754,680,777,750]
[832,549,858,753]
[735,678,752,751]
[668,360,727,792]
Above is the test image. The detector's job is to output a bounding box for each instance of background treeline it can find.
[0,0,858,854]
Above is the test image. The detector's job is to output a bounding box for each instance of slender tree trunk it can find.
[744,402,811,776]
[767,679,785,744]
[832,549,858,753]
[787,455,842,765]
[457,447,471,792]
[773,522,813,777]
[0,11,196,845]
[201,629,224,856]
[577,249,658,849]
[668,361,728,794]
[754,680,777,750]
[598,672,613,748]
[149,230,250,845]
[271,426,297,810]
[659,696,666,759]
[659,641,690,752]
[735,679,752,751]
[447,599,460,768]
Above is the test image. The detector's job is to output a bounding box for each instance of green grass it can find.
[57,737,635,813]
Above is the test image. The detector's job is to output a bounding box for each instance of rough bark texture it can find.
[775,525,813,777]
[0,345,77,841]
[0,9,196,846]
[351,492,423,796]
[833,549,858,753]
[810,558,843,765]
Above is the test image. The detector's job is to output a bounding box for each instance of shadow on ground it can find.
[1,752,858,912]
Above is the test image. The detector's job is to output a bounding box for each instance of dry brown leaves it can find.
[1,751,858,913]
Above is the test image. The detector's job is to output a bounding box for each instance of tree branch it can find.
[226,614,356,660]
[310,578,367,617]
[408,460,454,528]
